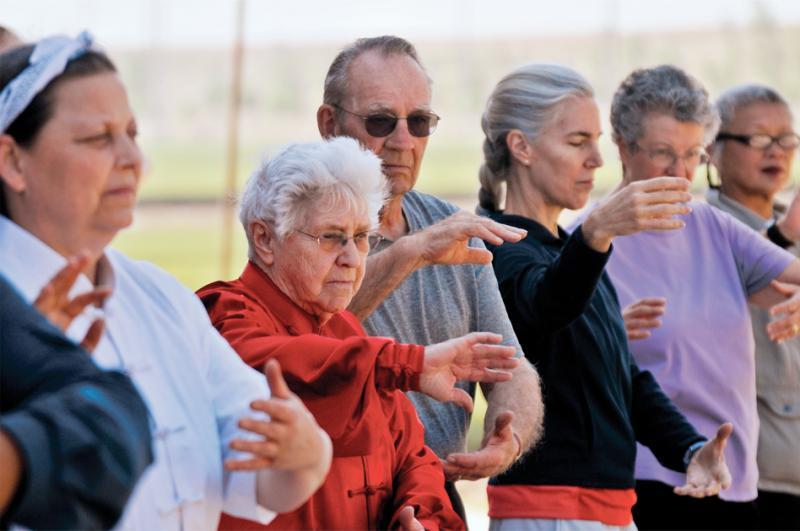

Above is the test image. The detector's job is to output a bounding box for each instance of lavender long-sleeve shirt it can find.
[606,201,794,502]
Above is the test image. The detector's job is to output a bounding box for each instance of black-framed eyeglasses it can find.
[716,132,800,151]
[332,104,440,138]
[295,229,383,253]
[632,142,709,169]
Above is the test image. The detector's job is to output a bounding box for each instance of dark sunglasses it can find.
[333,104,440,138]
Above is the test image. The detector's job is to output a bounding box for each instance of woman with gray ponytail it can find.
[477,64,733,530]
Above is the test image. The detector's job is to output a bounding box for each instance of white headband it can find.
[0,31,94,134]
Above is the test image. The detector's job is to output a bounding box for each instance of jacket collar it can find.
[239,260,326,335]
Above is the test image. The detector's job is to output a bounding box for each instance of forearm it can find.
[347,237,422,320]
[255,430,332,513]
[482,360,543,453]
[749,259,800,308]
[0,430,22,514]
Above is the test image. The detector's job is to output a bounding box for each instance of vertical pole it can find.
[220,0,246,279]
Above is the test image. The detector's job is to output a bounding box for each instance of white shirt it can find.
[0,217,276,530]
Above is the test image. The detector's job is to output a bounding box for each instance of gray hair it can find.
[323,35,430,109]
[610,65,720,150]
[239,137,387,256]
[478,63,594,211]
[715,84,792,133]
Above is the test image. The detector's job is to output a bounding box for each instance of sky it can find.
[3,0,800,49]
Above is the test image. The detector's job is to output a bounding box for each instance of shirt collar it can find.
[239,260,325,335]
[0,215,115,303]
[705,188,773,231]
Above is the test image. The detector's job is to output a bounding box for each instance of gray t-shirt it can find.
[362,190,523,458]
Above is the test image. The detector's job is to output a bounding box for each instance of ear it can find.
[505,130,534,166]
[616,137,634,167]
[317,104,337,139]
[250,220,277,266]
[0,135,28,193]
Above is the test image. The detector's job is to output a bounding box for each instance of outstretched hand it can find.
[410,211,527,268]
[675,423,733,498]
[766,280,800,342]
[226,359,330,472]
[34,253,110,352]
[622,297,666,341]
[421,332,519,412]
[441,411,520,481]
[582,176,692,252]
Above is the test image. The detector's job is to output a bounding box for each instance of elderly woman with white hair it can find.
[199,137,519,531]
[0,33,332,530]
[706,84,800,530]
[600,66,800,530]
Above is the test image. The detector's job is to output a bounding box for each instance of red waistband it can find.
[487,484,636,526]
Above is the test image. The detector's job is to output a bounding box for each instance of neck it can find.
[253,257,334,328]
[504,167,561,237]
[379,194,409,240]
[719,181,773,219]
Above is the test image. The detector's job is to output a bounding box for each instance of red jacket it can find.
[198,262,464,531]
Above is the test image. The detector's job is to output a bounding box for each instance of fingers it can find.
[766,314,800,342]
[35,254,90,307]
[712,423,733,453]
[63,288,111,319]
[80,318,105,352]
[448,388,474,413]
[224,456,273,471]
[624,317,662,330]
[263,359,291,399]
[397,506,424,531]
[492,411,514,435]
[463,247,494,264]
[770,280,798,298]
[249,397,300,423]
[460,331,504,346]
[634,176,691,193]
[673,482,721,498]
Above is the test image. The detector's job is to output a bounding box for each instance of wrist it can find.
[682,440,706,469]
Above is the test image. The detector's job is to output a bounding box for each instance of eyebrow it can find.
[567,131,601,138]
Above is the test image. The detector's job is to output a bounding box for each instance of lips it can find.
[760,165,785,178]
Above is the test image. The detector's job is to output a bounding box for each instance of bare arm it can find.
[441,360,543,480]
[482,360,543,457]
[348,212,527,320]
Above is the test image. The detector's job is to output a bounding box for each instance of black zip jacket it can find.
[486,213,703,489]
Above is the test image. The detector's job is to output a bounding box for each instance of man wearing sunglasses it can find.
[706,84,800,531]
[317,35,544,521]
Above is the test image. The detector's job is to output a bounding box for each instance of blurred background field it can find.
[5,1,800,526]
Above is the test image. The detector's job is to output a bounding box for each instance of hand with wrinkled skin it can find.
[226,359,331,473]
[582,176,692,253]
[395,506,425,531]
[33,253,110,352]
[622,297,666,341]
[409,211,527,268]
[421,332,519,412]
[675,423,733,498]
[441,411,519,481]
[766,280,800,342]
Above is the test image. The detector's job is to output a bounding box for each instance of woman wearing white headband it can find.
[0,33,332,530]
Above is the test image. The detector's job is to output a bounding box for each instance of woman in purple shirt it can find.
[605,65,800,530]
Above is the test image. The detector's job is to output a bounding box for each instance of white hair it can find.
[239,137,387,255]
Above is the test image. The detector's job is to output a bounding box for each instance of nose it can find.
[587,144,604,169]
[667,157,693,181]
[116,133,143,177]
[336,238,362,268]
[384,118,415,151]
[764,140,784,159]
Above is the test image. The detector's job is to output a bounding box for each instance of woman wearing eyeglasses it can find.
[599,67,800,529]
[706,84,800,530]
[198,137,521,531]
